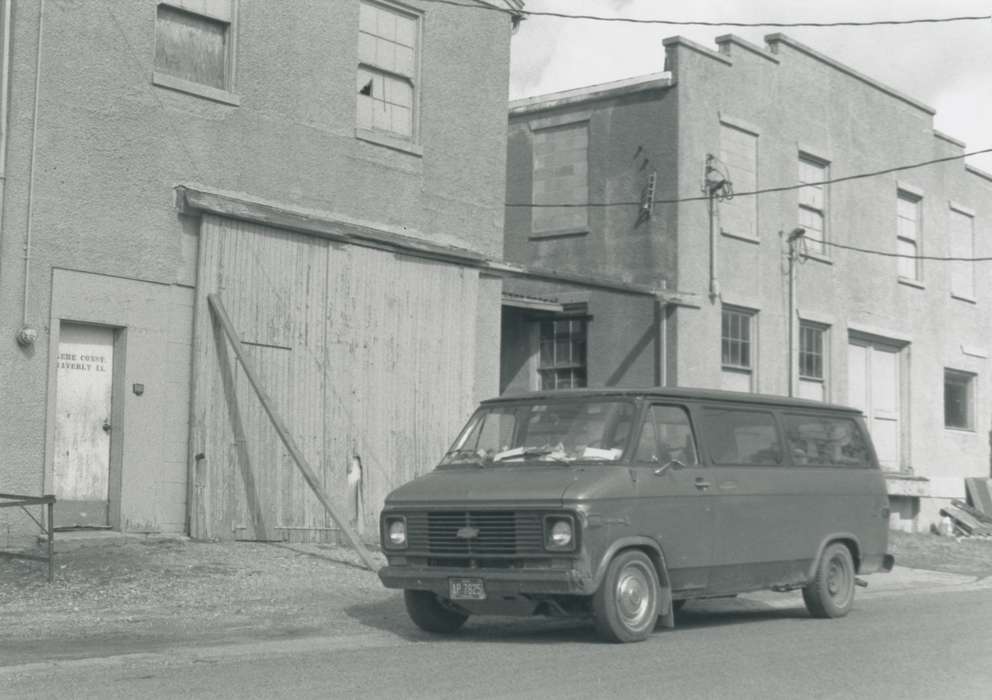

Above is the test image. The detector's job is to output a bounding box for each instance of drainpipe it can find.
[786,227,806,397]
[16,0,46,347]
[0,0,12,299]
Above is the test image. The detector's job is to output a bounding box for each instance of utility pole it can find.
[787,227,806,397]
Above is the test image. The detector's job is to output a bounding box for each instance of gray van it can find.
[378,388,894,643]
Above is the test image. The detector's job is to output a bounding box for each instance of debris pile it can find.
[939,478,992,538]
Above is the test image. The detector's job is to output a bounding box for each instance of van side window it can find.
[703,409,782,465]
[783,414,871,467]
[635,405,698,465]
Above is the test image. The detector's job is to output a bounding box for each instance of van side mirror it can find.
[653,458,687,476]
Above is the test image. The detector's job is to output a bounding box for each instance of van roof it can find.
[484,387,862,414]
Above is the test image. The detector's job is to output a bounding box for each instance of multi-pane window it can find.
[721,306,754,392]
[154,0,236,93]
[944,369,975,430]
[719,123,758,239]
[357,1,419,139]
[949,207,975,299]
[532,122,589,234]
[539,317,587,389]
[799,321,826,401]
[798,155,828,255]
[896,191,921,281]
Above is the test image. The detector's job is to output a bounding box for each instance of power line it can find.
[817,239,992,262]
[507,147,992,208]
[423,0,992,28]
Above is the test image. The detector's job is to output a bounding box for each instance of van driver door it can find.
[631,404,717,595]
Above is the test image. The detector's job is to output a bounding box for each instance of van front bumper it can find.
[378,565,593,596]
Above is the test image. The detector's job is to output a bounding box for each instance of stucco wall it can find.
[0,1,513,541]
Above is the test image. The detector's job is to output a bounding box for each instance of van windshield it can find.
[441,399,636,466]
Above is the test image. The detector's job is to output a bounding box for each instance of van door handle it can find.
[694,478,711,490]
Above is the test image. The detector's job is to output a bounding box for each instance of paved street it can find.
[3,573,991,700]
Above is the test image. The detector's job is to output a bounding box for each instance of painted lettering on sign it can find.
[55,352,108,372]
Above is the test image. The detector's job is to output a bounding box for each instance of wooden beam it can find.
[207,293,380,572]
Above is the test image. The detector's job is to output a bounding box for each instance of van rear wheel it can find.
[803,543,855,618]
[404,590,468,634]
[593,550,659,643]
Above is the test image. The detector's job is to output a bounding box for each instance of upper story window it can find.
[357,1,419,141]
[721,305,756,392]
[531,121,589,236]
[719,122,757,240]
[798,155,828,255]
[153,1,239,104]
[949,206,976,301]
[896,190,922,281]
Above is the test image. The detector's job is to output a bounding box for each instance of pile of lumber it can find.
[940,478,992,537]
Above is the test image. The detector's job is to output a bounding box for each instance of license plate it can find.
[448,577,486,601]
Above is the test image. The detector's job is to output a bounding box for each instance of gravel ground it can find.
[0,537,395,650]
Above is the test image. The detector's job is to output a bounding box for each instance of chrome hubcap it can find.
[616,563,654,630]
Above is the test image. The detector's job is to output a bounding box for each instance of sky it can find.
[507,0,992,173]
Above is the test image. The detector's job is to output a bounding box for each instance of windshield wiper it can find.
[492,446,571,463]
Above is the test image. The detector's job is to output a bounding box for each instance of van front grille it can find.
[405,511,545,558]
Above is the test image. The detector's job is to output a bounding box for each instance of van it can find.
[378,388,894,643]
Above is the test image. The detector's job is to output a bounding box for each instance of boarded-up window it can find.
[532,122,589,234]
[896,191,921,281]
[719,123,757,239]
[798,155,828,255]
[357,1,419,139]
[949,207,975,299]
[155,1,233,91]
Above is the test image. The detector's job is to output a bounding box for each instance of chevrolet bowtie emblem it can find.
[456,526,480,540]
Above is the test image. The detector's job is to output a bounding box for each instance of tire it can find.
[403,590,468,634]
[803,543,856,619]
[593,550,659,643]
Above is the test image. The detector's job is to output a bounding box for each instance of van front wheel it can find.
[404,590,468,634]
[803,543,855,618]
[593,550,659,643]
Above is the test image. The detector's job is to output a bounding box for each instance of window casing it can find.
[538,317,587,389]
[949,208,975,300]
[798,321,826,401]
[153,0,238,103]
[719,123,757,240]
[944,369,975,431]
[531,121,589,235]
[721,306,755,392]
[357,0,420,141]
[798,155,828,255]
[896,191,921,281]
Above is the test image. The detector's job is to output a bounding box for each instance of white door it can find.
[53,324,115,527]
[847,339,901,470]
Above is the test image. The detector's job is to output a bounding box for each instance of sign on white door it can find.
[53,323,115,527]
[847,339,901,471]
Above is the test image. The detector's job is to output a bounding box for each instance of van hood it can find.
[385,465,583,508]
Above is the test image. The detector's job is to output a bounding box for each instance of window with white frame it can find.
[949,207,975,300]
[357,1,419,140]
[719,122,757,239]
[798,155,828,255]
[798,321,827,401]
[944,369,975,430]
[154,0,236,95]
[721,306,755,392]
[896,191,922,281]
[538,316,587,389]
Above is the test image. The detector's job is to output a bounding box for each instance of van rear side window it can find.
[783,414,871,467]
[702,409,782,465]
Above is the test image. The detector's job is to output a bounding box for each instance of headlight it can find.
[545,516,575,551]
[385,517,407,548]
